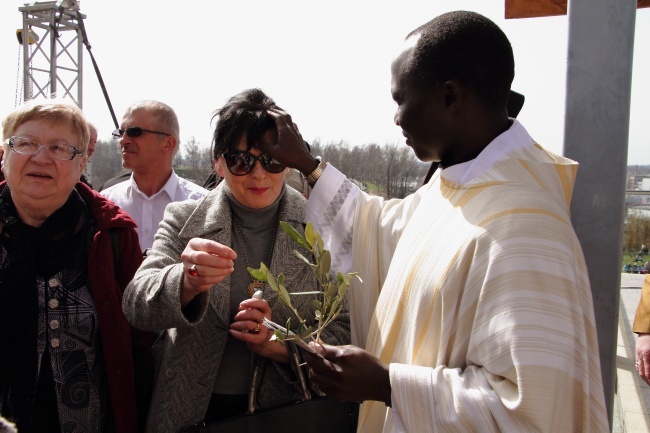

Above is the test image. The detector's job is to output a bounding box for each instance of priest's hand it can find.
[180,238,236,308]
[636,333,650,385]
[305,343,391,404]
[259,108,319,176]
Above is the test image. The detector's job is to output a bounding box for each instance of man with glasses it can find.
[101,100,208,254]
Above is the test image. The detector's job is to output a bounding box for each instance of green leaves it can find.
[248,266,267,282]
[292,249,312,266]
[319,250,331,276]
[304,222,317,247]
[267,271,291,308]
[280,221,311,251]
[336,272,361,298]
[247,221,361,344]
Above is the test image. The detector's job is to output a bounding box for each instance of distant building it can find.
[627,174,650,190]
[642,177,650,190]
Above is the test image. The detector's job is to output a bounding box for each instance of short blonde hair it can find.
[2,98,90,155]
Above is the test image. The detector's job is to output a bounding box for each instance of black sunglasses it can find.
[112,127,171,139]
[222,150,285,176]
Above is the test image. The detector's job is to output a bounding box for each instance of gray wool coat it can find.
[122,185,350,433]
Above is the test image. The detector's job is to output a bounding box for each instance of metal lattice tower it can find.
[18,1,85,107]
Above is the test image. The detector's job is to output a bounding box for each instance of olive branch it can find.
[248,221,361,347]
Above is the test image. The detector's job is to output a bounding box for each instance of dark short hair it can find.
[405,10,514,109]
[211,88,282,160]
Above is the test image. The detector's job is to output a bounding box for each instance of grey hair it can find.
[123,100,181,156]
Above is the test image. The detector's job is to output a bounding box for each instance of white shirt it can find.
[101,170,209,251]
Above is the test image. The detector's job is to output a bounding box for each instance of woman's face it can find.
[4,119,86,216]
[215,133,286,209]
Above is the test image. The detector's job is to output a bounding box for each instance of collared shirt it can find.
[100,171,209,251]
[442,118,532,185]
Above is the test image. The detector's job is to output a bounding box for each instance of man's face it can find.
[119,110,173,173]
[390,45,450,163]
[88,127,97,158]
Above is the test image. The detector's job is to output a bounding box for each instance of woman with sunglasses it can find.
[0,98,154,433]
[123,88,351,432]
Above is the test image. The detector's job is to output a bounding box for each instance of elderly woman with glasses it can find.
[0,98,154,433]
[122,88,351,432]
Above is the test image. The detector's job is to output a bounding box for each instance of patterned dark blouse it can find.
[36,271,108,432]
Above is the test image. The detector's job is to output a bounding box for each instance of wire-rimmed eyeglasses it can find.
[7,136,82,161]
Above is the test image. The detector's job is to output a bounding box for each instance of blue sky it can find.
[0,1,648,164]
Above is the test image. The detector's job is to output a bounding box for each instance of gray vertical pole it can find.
[50,12,57,98]
[564,0,637,426]
[77,24,83,108]
[22,13,30,102]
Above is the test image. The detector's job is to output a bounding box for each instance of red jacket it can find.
[78,182,154,433]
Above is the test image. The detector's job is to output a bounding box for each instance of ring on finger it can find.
[252,323,261,334]
[188,264,198,277]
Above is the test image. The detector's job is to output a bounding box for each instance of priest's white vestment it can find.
[306,120,608,433]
